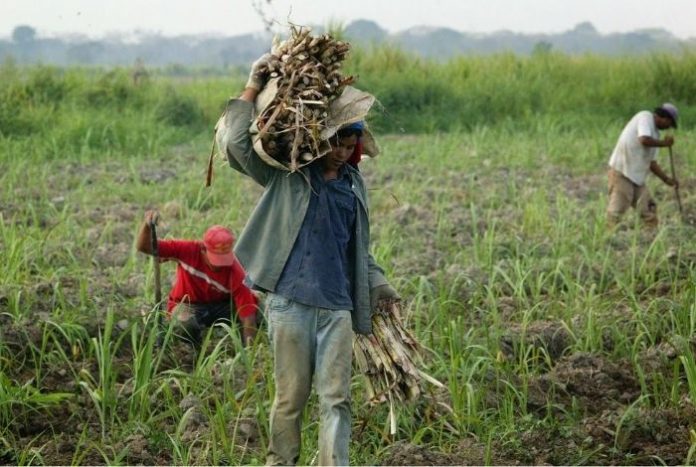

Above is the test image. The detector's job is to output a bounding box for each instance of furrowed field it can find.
[1,48,696,465]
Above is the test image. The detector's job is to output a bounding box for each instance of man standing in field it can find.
[219,56,399,465]
[135,210,259,347]
[606,103,679,227]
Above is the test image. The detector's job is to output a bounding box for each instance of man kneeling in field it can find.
[135,210,258,347]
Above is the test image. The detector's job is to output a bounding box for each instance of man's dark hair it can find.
[330,127,362,147]
[335,127,363,139]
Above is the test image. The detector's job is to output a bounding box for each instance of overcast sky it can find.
[2,0,695,40]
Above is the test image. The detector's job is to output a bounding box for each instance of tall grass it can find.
[3,48,695,163]
[347,47,696,132]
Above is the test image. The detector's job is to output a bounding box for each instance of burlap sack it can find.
[217,80,379,172]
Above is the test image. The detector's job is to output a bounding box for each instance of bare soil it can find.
[3,152,695,465]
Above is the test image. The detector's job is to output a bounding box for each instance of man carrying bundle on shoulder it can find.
[218,49,399,465]
[135,210,259,348]
[606,103,679,227]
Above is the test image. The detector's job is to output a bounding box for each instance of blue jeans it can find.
[265,294,353,466]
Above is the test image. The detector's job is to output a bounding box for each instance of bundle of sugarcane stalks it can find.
[353,299,445,434]
[254,26,355,171]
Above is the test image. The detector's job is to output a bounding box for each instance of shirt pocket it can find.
[334,196,356,216]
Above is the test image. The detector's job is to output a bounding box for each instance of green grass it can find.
[1,48,695,464]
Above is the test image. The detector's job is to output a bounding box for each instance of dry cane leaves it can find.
[255,26,355,171]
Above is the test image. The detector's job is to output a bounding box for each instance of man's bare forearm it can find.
[239,87,259,103]
[639,135,673,148]
[136,221,153,254]
[650,161,676,186]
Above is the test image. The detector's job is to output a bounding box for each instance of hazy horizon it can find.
[1,0,695,41]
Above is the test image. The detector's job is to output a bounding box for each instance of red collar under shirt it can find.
[157,239,257,318]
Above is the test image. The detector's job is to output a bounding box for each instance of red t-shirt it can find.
[157,239,258,318]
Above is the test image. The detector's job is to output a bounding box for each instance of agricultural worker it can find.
[607,103,679,227]
[221,55,399,466]
[135,210,259,347]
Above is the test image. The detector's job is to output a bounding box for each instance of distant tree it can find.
[572,22,598,36]
[345,20,387,43]
[532,41,553,55]
[12,25,36,43]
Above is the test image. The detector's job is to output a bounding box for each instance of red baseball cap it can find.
[203,225,235,266]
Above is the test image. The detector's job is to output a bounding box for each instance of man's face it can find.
[655,115,673,130]
[324,134,358,171]
[201,246,222,271]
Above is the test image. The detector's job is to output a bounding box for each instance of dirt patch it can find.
[580,402,695,464]
[93,242,132,268]
[554,171,605,202]
[434,263,489,306]
[532,352,641,415]
[115,433,158,465]
[636,337,681,377]
[501,399,696,464]
[512,424,592,465]
[380,437,517,466]
[380,202,443,279]
[500,320,573,364]
[0,320,249,465]
[139,168,177,184]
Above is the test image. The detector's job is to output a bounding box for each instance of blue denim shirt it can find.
[274,164,356,310]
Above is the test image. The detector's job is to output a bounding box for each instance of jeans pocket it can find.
[267,294,292,312]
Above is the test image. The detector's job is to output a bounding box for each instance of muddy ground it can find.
[2,147,696,465]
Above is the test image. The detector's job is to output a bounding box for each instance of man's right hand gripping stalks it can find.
[245,53,279,91]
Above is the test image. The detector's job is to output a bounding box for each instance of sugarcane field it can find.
[2,10,696,466]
